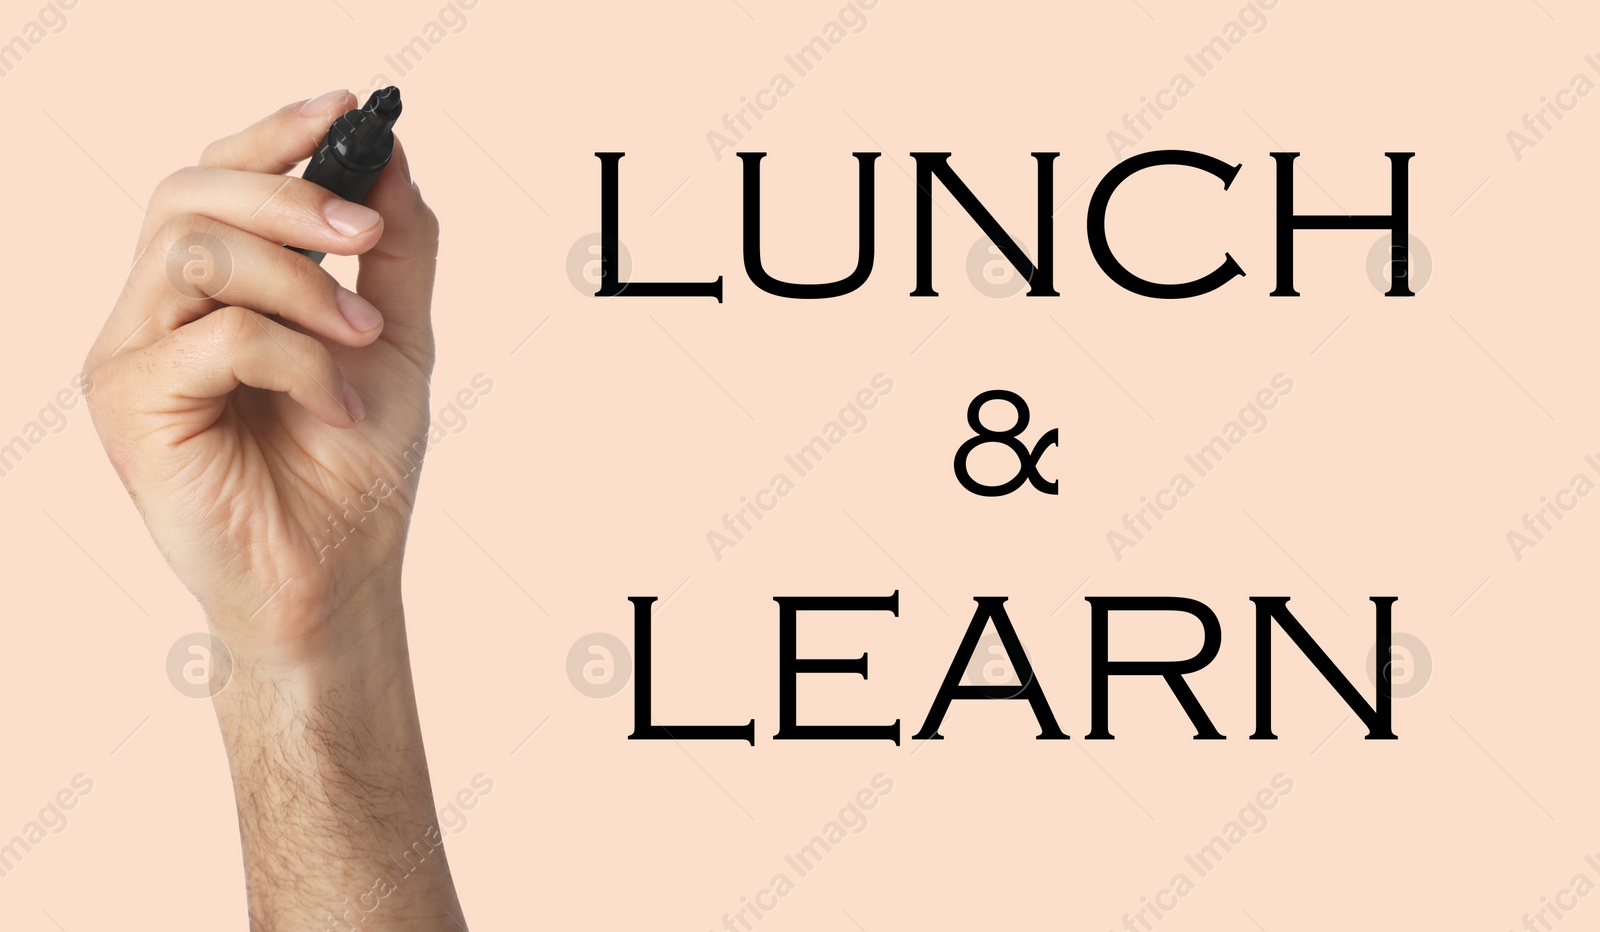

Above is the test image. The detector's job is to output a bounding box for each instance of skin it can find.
[83,90,464,930]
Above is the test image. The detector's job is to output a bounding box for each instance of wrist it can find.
[209,593,464,929]
[210,584,415,747]
[206,569,407,672]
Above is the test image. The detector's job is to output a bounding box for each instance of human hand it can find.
[83,89,440,663]
[85,90,464,931]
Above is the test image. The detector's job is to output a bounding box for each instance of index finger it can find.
[198,89,357,174]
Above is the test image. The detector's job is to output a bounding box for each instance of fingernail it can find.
[335,286,383,332]
[324,199,382,237]
[342,382,366,423]
[300,89,350,117]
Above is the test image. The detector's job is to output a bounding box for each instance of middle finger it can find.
[91,214,384,370]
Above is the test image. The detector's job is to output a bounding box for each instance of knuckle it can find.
[145,213,235,317]
[282,249,338,305]
[153,212,227,252]
[210,304,258,347]
[198,135,235,167]
[417,200,442,249]
[150,166,206,211]
[260,177,333,235]
[81,361,125,432]
[284,176,332,212]
[82,366,111,418]
[144,216,188,258]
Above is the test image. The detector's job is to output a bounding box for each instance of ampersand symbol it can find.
[953,390,1059,496]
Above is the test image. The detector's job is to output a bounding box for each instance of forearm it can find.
[211,594,464,931]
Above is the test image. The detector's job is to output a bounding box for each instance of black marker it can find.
[290,86,403,264]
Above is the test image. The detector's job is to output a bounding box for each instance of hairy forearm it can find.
[211,596,464,931]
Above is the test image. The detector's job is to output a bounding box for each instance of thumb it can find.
[357,135,439,367]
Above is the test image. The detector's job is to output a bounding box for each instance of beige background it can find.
[1,0,1594,928]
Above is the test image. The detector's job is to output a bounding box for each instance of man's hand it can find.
[84,90,464,930]
[85,88,438,656]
